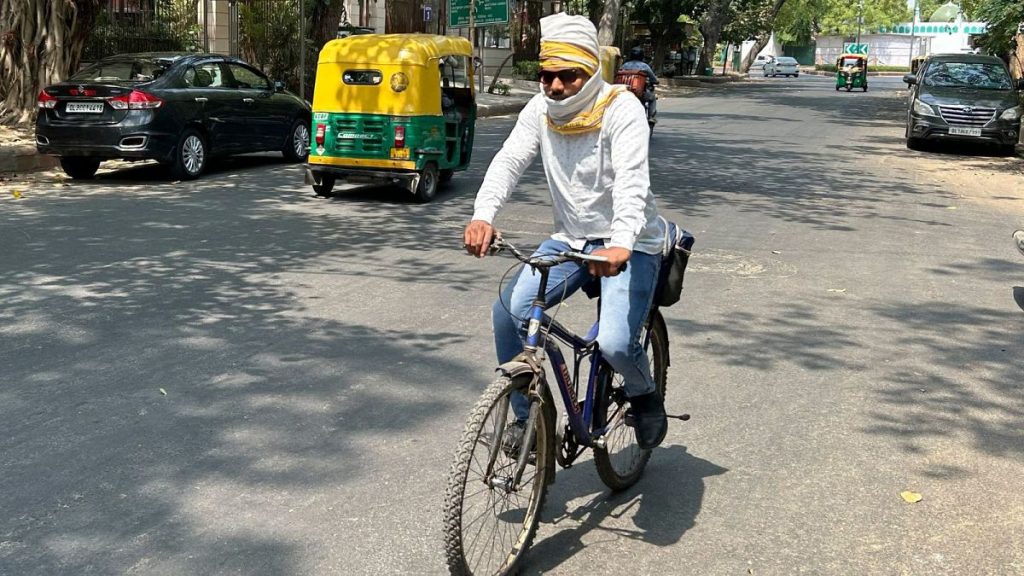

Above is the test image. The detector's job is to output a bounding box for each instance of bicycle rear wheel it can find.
[592,310,669,491]
[443,374,553,575]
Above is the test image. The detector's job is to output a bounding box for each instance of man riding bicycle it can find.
[463,12,668,450]
[620,46,658,119]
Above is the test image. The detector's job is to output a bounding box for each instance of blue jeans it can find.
[492,238,662,421]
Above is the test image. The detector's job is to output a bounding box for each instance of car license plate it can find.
[65,102,104,114]
[390,147,410,159]
[949,126,982,137]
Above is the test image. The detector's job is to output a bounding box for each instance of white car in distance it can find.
[764,56,800,77]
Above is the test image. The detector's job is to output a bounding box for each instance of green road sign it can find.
[843,43,869,55]
[448,0,509,27]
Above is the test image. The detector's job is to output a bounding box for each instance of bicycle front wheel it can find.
[443,374,553,576]
[592,310,669,491]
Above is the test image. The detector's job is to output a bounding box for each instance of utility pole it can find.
[855,0,864,46]
[908,0,917,69]
[299,0,305,100]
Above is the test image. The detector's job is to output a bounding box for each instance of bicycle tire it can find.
[592,310,669,491]
[443,374,553,575]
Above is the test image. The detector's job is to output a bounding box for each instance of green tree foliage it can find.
[630,0,703,68]
[773,0,829,43]
[238,0,301,90]
[973,0,1023,57]
[818,0,910,36]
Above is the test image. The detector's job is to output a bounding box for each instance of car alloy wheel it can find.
[282,119,310,162]
[170,129,207,180]
[293,124,309,158]
[182,134,205,176]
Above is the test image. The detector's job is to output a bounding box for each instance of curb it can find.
[478,100,532,118]
[0,145,58,174]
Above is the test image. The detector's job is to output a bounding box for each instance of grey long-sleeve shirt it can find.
[472,86,664,255]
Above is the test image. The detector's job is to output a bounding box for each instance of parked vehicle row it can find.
[35,38,481,203]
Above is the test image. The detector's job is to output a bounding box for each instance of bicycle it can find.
[442,237,688,576]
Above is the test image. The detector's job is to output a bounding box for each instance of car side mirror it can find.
[903,74,917,85]
[274,80,284,92]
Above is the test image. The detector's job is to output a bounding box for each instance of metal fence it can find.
[84,0,307,93]
[85,0,209,62]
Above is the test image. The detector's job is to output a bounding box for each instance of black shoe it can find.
[627,392,667,450]
[501,420,528,459]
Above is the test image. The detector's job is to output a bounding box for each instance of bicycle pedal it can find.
[667,413,690,422]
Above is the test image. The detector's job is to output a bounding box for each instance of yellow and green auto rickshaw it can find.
[835,53,868,92]
[600,46,622,84]
[911,55,926,75]
[305,34,476,202]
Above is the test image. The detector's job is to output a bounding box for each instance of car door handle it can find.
[243,98,254,104]
[194,97,208,103]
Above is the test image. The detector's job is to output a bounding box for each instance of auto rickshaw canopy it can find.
[837,54,868,69]
[318,34,473,67]
[313,34,474,116]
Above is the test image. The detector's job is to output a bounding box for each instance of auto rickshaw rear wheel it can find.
[313,174,336,197]
[440,169,454,184]
[414,162,439,203]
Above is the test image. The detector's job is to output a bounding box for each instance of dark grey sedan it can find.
[36,53,311,179]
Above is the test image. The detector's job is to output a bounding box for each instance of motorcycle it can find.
[614,69,657,134]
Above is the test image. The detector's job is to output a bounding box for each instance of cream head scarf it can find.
[539,12,626,134]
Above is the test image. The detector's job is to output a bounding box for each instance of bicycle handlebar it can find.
[490,237,608,269]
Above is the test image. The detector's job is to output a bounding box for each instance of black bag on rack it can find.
[654,217,695,308]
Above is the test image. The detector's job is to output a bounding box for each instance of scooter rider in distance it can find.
[620,46,658,123]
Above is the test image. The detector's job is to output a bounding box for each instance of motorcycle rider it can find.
[620,46,658,120]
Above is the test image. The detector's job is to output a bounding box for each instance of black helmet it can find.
[629,47,645,61]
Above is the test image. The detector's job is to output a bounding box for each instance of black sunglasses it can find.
[538,69,581,85]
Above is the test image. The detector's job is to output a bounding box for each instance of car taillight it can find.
[394,125,406,148]
[37,90,58,109]
[315,123,326,145]
[108,90,163,110]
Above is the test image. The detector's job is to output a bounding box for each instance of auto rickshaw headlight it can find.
[999,106,1022,121]
[913,98,937,117]
[390,72,409,93]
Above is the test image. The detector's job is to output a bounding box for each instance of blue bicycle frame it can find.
[523,301,607,447]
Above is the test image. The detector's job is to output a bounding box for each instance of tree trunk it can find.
[596,0,620,46]
[512,0,541,62]
[697,5,725,75]
[739,35,771,73]
[1,0,101,126]
[306,0,348,101]
[738,0,787,73]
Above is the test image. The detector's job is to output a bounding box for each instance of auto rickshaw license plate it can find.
[390,147,410,159]
[949,126,981,137]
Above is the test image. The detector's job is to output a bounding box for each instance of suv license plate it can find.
[66,102,104,114]
[949,126,981,137]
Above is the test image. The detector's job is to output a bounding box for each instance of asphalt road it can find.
[2,74,1023,576]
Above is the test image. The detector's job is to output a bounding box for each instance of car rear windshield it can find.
[923,61,1012,90]
[777,58,797,65]
[70,58,173,83]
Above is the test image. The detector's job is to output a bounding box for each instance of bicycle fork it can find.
[484,371,547,493]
